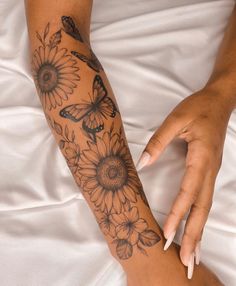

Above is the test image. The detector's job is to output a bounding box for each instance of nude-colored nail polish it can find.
[136,151,151,171]
[187,253,195,280]
[163,231,176,251]
[195,242,201,265]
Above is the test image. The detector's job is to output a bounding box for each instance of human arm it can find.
[25,1,224,284]
[24,0,167,272]
[137,3,236,270]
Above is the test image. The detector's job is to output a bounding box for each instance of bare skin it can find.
[25,0,225,285]
[126,242,224,286]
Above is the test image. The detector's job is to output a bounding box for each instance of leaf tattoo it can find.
[49,30,62,49]
[116,240,133,260]
[43,23,50,41]
[139,230,161,247]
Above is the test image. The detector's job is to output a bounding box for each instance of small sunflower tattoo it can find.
[32,23,80,110]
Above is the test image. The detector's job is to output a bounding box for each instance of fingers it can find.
[136,115,185,171]
[180,175,214,266]
[163,153,206,244]
[163,171,214,280]
[163,141,216,273]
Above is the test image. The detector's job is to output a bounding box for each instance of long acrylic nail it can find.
[136,151,151,171]
[195,242,201,265]
[187,253,195,280]
[163,231,176,251]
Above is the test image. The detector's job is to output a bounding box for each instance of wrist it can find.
[118,230,165,274]
[204,70,236,111]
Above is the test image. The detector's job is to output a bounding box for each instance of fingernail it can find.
[195,242,201,265]
[136,151,151,171]
[163,231,176,251]
[187,253,195,279]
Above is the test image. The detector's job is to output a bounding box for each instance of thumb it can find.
[136,116,181,171]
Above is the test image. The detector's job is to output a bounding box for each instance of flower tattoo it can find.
[63,141,81,174]
[96,207,161,260]
[78,128,142,213]
[32,23,80,110]
[112,207,148,245]
[96,208,116,238]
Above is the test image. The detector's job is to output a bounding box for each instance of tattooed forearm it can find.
[29,15,161,261]
[47,116,160,259]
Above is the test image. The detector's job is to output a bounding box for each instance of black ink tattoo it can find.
[32,23,80,110]
[97,206,161,260]
[71,49,103,73]
[60,75,119,142]
[76,125,161,259]
[47,116,160,259]
[46,115,81,180]
[78,126,144,213]
[35,18,161,261]
[61,16,103,72]
[61,16,83,42]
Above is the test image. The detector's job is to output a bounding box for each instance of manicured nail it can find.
[136,151,151,171]
[163,231,176,251]
[187,253,195,280]
[195,242,201,265]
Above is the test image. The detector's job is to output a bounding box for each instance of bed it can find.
[0,0,235,285]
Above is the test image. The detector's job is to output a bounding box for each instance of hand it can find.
[136,86,234,274]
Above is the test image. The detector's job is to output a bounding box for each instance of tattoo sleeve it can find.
[25,2,162,264]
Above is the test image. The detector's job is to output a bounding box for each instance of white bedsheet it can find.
[0,0,236,285]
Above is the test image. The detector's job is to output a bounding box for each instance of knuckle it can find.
[184,229,199,244]
[148,134,163,150]
[200,144,222,168]
[169,208,183,220]
[178,187,197,204]
[192,202,212,216]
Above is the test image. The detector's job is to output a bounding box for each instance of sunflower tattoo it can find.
[32,23,80,110]
[78,127,143,213]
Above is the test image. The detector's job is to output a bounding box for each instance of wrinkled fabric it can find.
[0,0,236,285]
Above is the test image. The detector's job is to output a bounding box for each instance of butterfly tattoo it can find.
[61,16,83,42]
[60,75,119,142]
[71,50,103,73]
